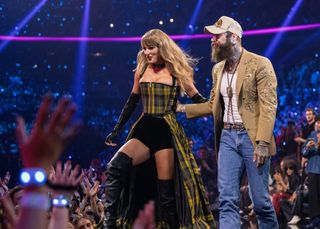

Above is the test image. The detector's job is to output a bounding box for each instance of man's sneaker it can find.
[288,215,301,225]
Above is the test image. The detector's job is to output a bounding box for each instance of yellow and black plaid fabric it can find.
[117,81,216,228]
[163,113,215,228]
[140,82,176,115]
[122,111,215,228]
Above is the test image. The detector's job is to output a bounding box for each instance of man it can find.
[302,119,320,228]
[178,16,278,228]
[295,108,317,145]
[295,108,316,165]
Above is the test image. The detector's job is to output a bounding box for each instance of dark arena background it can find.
[0,0,319,227]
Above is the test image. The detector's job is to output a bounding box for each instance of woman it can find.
[104,29,214,228]
[74,216,95,229]
[271,158,300,222]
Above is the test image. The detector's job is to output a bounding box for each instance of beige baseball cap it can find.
[204,16,243,38]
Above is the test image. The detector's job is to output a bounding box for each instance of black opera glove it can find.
[191,92,208,103]
[105,131,118,145]
[105,93,140,144]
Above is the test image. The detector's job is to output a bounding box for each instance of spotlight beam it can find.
[278,30,320,65]
[0,23,319,42]
[72,0,91,116]
[180,0,204,48]
[264,0,304,58]
[0,0,48,52]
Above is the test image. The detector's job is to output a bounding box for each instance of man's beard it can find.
[211,38,234,63]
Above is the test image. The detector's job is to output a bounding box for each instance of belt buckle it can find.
[224,123,245,131]
[225,123,232,130]
[236,124,245,131]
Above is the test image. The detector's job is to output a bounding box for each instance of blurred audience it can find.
[301,118,320,228]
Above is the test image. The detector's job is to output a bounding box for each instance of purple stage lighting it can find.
[0,0,48,52]
[0,23,319,43]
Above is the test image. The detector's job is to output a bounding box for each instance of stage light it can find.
[20,172,31,183]
[35,171,45,183]
[264,0,303,58]
[0,23,319,42]
[72,0,91,117]
[159,20,163,25]
[170,18,174,23]
[0,0,48,52]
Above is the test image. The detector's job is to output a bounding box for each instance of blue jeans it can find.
[218,129,278,229]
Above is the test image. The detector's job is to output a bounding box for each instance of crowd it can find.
[0,95,156,229]
[0,59,320,229]
[0,39,319,229]
[1,58,319,156]
[0,93,319,229]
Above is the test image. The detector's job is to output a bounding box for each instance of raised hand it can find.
[90,181,100,197]
[133,201,155,229]
[15,94,81,172]
[49,161,84,197]
[0,195,18,229]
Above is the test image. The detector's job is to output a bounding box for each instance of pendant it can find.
[227,86,233,98]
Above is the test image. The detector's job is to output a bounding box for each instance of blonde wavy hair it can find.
[135,29,197,92]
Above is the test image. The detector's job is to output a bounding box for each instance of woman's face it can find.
[286,167,294,176]
[76,218,94,229]
[143,46,162,64]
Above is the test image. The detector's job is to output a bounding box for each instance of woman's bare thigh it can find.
[116,138,150,166]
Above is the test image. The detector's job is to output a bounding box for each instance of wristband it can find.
[20,168,47,187]
[46,180,78,191]
[52,194,70,208]
[191,92,208,103]
[21,192,50,210]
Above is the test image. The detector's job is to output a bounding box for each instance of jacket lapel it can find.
[213,60,225,106]
[236,48,249,98]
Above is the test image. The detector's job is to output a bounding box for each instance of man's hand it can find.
[306,140,315,150]
[16,94,81,172]
[176,104,186,113]
[253,141,270,167]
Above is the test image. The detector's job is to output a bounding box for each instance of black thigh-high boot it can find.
[158,179,179,229]
[104,152,133,228]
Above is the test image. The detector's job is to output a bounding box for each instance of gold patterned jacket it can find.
[185,48,278,155]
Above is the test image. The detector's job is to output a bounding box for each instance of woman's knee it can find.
[155,149,175,179]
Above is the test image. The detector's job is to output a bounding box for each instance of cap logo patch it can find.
[215,19,223,27]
